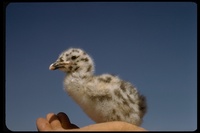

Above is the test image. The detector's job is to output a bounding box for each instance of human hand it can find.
[36,112,147,131]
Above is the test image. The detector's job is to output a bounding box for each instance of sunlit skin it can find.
[36,112,147,131]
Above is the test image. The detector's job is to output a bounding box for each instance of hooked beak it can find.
[49,61,71,70]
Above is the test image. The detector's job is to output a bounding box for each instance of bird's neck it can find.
[67,67,94,79]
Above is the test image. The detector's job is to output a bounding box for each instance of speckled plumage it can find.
[49,48,147,126]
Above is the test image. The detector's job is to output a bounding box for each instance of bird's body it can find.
[49,48,147,126]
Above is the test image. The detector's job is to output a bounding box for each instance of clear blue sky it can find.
[6,2,197,131]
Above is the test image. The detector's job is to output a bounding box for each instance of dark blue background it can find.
[6,2,197,131]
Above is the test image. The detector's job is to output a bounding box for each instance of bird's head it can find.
[49,48,94,75]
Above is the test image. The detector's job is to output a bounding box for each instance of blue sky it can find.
[5,2,197,131]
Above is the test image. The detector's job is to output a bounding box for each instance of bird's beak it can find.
[49,61,71,70]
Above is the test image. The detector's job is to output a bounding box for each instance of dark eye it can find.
[71,56,77,60]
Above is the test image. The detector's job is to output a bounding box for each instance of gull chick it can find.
[49,48,147,126]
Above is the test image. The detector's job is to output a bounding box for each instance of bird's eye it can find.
[71,56,77,60]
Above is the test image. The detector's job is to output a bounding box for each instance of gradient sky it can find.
[5,2,197,131]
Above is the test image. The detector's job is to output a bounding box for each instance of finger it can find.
[57,112,79,129]
[36,117,53,131]
[57,112,72,129]
[70,123,79,129]
[46,113,62,130]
